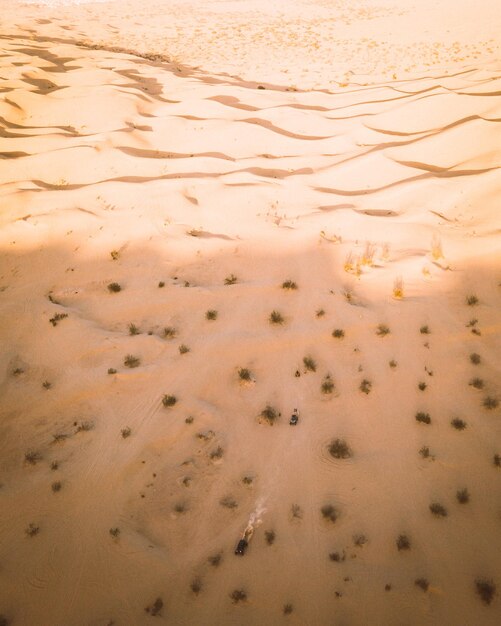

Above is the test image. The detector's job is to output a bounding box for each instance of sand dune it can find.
[0,2,500,625]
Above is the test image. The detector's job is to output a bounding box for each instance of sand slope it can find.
[0,12,500,626]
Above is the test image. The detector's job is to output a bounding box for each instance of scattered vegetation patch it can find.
[429,503,448,517]
[483,396,499,410]
[190,578,202,595]
[219,496,238,509]
[206,309,218,321]
[303,356,317,372]
[360,379,372,394]
[107,282,121,293]
[329,551,346,562]
[121,427,131,439]
[264,530,276,545]
[420,325,430,334]
[419,446,433,460]
[397,534,411,551]
[25,523,40,537]
[209,446,224,461]
[208,553,222,567]
[328,439,352,459]
[158,281,165,288]
[145,597,163,616]
[332,329,345,339]
[418,382,427,391]
[25,450,42,465]
[415,412,431,425]
[128,323,140,336]
[470,353,481,365]
[238,368,252,382]
[456,488,470,504]
[466,295,479,306]
[42,381,52,390]
[321,375,335,394]
[469,378,484,389]
[321,504,339,523]
[415,578,429,592]
[389,360,397,368]
[283,604,293,615]
[475,579,496,605]
[75,421,94,433]
[224,274,238,285]
[260,405,279,425]
[162,395,177,408]
[269,310,284,325]
[282,280,297,290]
[316,309,325,318]
[49,313,68,327]
[451,418,467,430]
[242,475,253,485]
[179,344,190,354]
[108,368,117,375]
[124,354,140,368]
[230,589,247,604]
[51,481,62,492]
[376,324,390,337]
[163,326,177,339]
[291,504,303,519]
[353,534,368,547]
[109,527,120,538]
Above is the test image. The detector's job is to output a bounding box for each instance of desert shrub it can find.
[269,310,284,324]
[224,274,238,285]
[109,527,120,538]
[185,416,194,424]
[415,578,429,592]
[419,446,433,459]
[329,551,346,562]
[470,353,481,365]
[238,368,252,381]
[206,309,218,320]
[25,523,40,537]
[332,329,345,338]
[475,579,496,605]
[353,534,368,547]
[321,504,338,523]
[145,597,163,616]
[282,280,297,290]
[190,578,202,595]
[128,323,140,336]
[51,461,59,471]
[291,504,303,519]
[466,295,479,306]
[316,309,325,318]
[376,324,390,336]
[208,553,222,567]
[219,496,237,509]
[162,395,177,407]
[158,281,165,288]
[110,250,119,261]
[415,412,431,425]
[75,421,94,433]
[303,356,316,372]
[107,282,121,293]
[49,313,68,327]
[494,454,501,468]
[283,604,293,615]
[230,589,247,604]
[264,530,276,545]
[42,381,52,389]
[174,502,187,514]
[397,534,411,551]
[242,476,253,485]
[393,277,404,299]
[124,354,140,368]
[163,326,177,338]
[321,375,334,394]
[360,379,372,394]
[209,446,224,460]
[51,481,62,492]
[420,325,430,334]
[429,503,448,517]
[108,368,117,374]
[25,450,42,465]
[451,418,467,430]
[121,427,131,439]
[260,405,278,424]
[469,378,484,389]
[483,397,499,410]
[179,344,190,354]
[328,439,352,459]
[456,488,470,504]
[389,359,397,368]
[0,615,10,626]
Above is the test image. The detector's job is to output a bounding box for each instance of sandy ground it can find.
[0,1,500,625]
